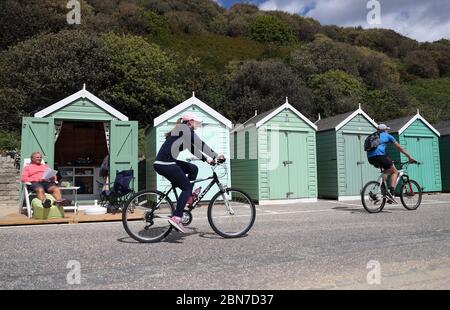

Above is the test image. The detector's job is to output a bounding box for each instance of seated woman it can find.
[21,151,70,208]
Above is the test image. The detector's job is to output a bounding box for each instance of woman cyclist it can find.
[153,112,225,233]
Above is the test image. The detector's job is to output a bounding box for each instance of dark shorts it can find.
[368,155,393,170]
[28,182,58,193]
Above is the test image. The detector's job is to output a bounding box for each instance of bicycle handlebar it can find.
[186,157,226,166]
[393,160,421,168]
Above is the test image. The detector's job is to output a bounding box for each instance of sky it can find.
[213,0,450,42]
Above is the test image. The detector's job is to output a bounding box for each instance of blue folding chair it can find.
[97,169,135,213]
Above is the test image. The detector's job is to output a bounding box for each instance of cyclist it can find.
[367,124,416,201]
[153,112,225,233]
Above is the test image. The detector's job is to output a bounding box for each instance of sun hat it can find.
[181,112,202,123]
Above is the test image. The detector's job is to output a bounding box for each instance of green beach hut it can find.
[20,85,138,202]
[316,106,380,200]
[384,112,442,192]
[434,121,450,192]
[145,93,232,200]
[231,99,318,204]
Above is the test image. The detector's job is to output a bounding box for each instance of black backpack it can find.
[364,131,381,152]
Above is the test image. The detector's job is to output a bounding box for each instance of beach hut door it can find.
[20,117,55,169]
[109,120,139,191]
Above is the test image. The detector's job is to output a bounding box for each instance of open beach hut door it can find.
[109,120,139,191]
[20,117,55,169]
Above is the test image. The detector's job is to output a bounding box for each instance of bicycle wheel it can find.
[400,179,422,210]
[361,181,386,213]
[122,190,174,243]
[208,188,256,238]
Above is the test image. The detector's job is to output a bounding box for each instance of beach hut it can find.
[145,93,232,200]
[316,106,380,200]
[434,121,450,192]
[384,112,442,192]
[231,99,317,204]
[20,85,138,202]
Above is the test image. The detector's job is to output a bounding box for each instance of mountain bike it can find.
[361,161,422,213]
[122,159,256,243]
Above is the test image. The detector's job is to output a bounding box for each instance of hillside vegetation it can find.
[1,0,449,150]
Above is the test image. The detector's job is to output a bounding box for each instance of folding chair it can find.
[18,158,72,218]
[18,158,44,218]
[96,169,135,213]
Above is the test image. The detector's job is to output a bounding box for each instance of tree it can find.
[98,33,187,125]
[364,89,405,122]
[0,0,68,49]
[209,3,260,37]
[224,60,313,123]
[0,30,110,130]
[421,40,450,77]
[405,50,440,78]
[290,38,361,78]
[143,10,170,39]
[265,11,321,42]
[143,0,223,28]
[0,30,195,130]
[357,47,400,89]
[165,11,206,34]
[307,70,366,117]
[111,2,147,35]
[250,15,298,46]
[346,28,418,58]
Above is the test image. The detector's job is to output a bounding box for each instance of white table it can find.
[59,186,80,213]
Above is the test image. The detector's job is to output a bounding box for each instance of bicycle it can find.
[361,161,423,213]
[122,159,256,243]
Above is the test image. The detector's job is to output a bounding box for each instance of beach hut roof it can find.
[34,84,128,121]
[153,92,232,128]
[384,111,440,136]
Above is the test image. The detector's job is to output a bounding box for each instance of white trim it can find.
[398,113,441,137]
[337,196,361,201]
[335,108,378,132]
[255,103,318,131]
[34,87,128,121]
[258,198,318,205]
[153,95,232,128]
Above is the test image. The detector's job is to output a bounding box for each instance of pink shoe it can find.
[168,216,186,233]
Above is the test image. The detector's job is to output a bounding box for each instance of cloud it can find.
[259,0,315,14]
[257,0,450,42]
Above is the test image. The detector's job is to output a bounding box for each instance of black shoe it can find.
[42,199,52,208]
[385,190,397,203]
[56,199,71,206]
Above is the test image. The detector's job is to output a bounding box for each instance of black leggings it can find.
[153,161,199,217]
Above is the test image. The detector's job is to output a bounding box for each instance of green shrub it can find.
[0,130,20,152]
[250,15,298,46]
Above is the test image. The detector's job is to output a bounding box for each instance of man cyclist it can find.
[367,124,416,201]
[153,112,225,233]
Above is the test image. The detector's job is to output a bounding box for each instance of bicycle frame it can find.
[376,163,413,193]
[151,163,229,213]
